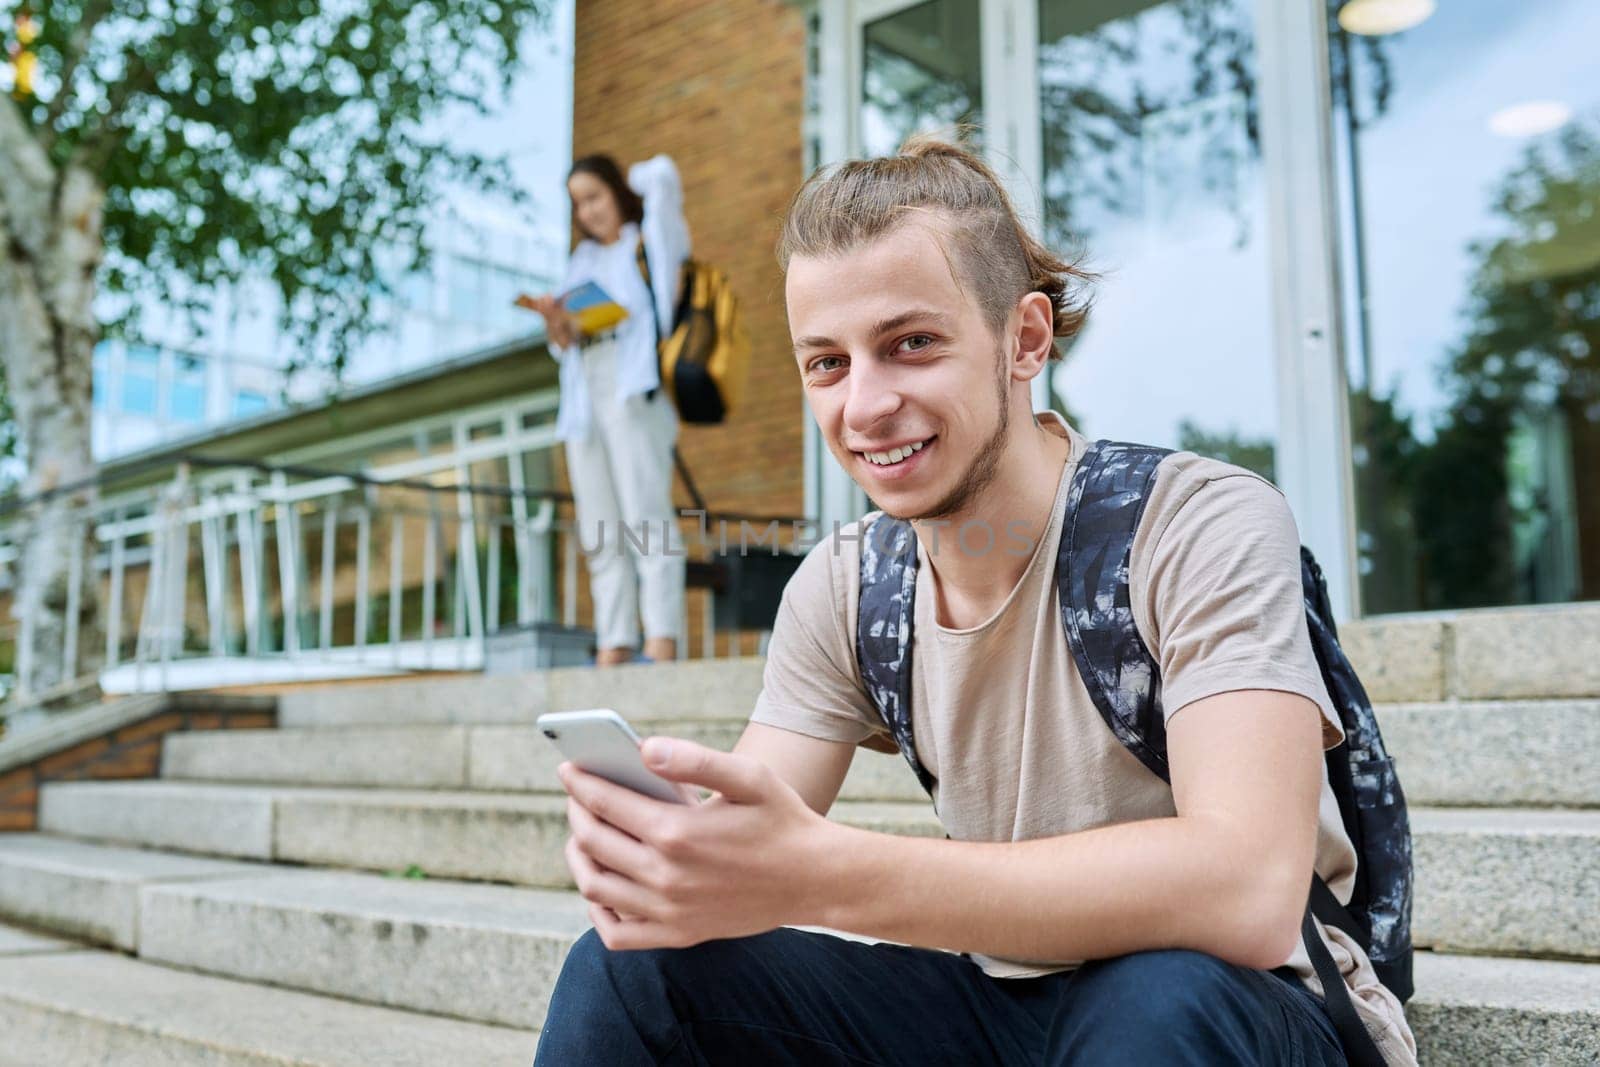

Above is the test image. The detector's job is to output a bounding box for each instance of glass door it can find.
[1034,0,1278,480]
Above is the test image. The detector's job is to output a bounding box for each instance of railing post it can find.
[389,512,403,666]
[61,510,84,684]
[530,498,553,624]
[486,514,502,636]
[272,470,302,656]
[319,502,337,653]
[423,491,438,667]
[105,508,125,668]
[451,422,485,669]
[235,475,263,658]
[502,412,535,627]
[355,493,371,652]
[159,463,192,689]
[200,509,227,656]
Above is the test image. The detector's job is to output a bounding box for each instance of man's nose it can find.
[842,358,903,437]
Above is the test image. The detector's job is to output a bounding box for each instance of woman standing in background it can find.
[524,154,688,666]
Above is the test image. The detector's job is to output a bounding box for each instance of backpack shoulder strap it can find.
[856,514,936,796]
[1056,439,1173,781]
[635,235,668,343]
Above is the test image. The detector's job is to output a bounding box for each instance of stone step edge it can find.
[0,941,538,1067]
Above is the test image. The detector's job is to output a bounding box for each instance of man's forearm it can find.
[801,814,1307,971]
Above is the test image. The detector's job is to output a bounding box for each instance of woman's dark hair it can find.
[568,154,645,241]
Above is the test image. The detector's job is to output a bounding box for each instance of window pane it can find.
[93,342,112,411]
[1038,0,1275,479]
[861,0,982,157]
[449,256,483,323]
[233,390,270,418]
[1335,0,1600,611]
[170,352,206,423]
[122,344,160,416]
[170,383,206,422]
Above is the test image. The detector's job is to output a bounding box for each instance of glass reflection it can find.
[1334,0,1600,611]
[861,0,982,157]
[1039,0,1282,479]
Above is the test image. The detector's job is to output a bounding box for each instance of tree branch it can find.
[0,95,56,257]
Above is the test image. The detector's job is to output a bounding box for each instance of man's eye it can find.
[900,335,934,352]
[811,356,846,374]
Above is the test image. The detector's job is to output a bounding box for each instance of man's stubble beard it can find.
[882,350,1013,524]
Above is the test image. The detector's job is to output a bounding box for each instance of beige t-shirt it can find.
[752,414,1417,1064]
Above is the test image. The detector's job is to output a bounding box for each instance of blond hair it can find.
[777,134,1091,353]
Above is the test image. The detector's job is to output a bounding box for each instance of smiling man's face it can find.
[787,221,1018,523]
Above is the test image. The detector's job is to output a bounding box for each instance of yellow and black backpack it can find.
[637,242,749,424]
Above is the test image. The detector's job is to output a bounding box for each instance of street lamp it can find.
[1337,0,1435,37]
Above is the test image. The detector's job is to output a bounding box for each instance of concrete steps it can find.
[163,721,920,800]
[0,836,582,1029]
[1406,952,1600,1066]
[3,835,1598,1065]
[30,776,1600,960]
[273,657,766,730]
[0,924,536,1066]
[2,600,1599,1062]
[1379,699,1600,807]
[34,779,940,886]
[163,696,1600,807]
[1340,601,1600,703]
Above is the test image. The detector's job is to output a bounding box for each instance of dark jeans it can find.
[533,928,1347,1066]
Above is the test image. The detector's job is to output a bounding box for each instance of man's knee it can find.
[536,931,686,1065]
[552,929,669,1010]
[552,929,758,1016]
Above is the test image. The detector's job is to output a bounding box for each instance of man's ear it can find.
[1009,291,1057,383]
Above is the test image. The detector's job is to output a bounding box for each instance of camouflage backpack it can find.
[856,439,1412,1067]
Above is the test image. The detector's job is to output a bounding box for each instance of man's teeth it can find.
[864,440,928,466]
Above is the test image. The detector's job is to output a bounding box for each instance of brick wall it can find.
[567,0,809,521]
[0,696,276,831]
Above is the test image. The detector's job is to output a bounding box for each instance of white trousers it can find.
[564,338,686,650]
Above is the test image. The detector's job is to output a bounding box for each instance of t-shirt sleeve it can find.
[1139,472,1342,745]
[750,535,884,745]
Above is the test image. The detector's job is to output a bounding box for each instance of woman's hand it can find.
[515,293,580,349]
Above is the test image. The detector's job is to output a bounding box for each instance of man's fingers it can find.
[559,762,668,839]
[566,797,656,882]
[565,835,656,919]
[638,738,766,804]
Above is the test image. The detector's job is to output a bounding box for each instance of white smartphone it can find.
[536,709,688,805]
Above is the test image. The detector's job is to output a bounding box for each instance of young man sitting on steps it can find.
[532,137,1418,1066]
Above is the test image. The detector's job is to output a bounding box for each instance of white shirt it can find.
[551,155,691,443]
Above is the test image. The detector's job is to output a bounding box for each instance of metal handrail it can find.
[1,451,807,529]
[1,438,814,711]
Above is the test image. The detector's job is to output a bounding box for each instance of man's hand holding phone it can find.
[543,711,836,952]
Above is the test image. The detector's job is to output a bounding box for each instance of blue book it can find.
[560,281,629,334]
